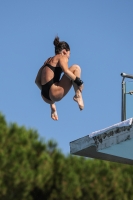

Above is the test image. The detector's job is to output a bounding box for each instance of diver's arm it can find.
[59,56,83,87]
[59,56,76,80]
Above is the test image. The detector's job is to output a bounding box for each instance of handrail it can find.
[121,73,133,79]
[121,72,133,121]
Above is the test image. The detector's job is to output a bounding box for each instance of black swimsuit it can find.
[41,63,62,100]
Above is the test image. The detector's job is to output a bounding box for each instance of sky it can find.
[0,0,133,155]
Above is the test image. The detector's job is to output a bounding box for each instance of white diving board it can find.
[70,118,133,165]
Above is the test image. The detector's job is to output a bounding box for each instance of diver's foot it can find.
[51,110,58,120]
[50,104,58,120]
[73,90,84,110]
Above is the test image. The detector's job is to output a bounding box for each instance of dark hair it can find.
[53,36,70,54]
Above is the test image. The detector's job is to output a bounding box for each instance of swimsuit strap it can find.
[44,63,55,73]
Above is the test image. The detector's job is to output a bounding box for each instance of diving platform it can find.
[70,118,133,165]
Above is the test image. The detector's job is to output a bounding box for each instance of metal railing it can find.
[121,73,133,121]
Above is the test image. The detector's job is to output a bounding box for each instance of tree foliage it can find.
[0,113,133,200]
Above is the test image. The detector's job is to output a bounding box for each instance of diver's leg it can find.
[50,64,84,110]
[41,95,58,120]
[70,65,84,110]
[50,103,58,120]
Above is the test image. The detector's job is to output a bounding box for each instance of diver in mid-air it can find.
[35,36,84,120]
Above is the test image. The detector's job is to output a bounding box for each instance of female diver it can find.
[35,36,84,120]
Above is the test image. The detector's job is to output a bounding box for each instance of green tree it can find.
[0,113,52,200]
[1,112,133,200]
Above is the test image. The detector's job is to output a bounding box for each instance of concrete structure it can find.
[70,118,133,165]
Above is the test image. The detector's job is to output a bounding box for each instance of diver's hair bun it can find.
[53,36,70,54]
[53,36,60,47]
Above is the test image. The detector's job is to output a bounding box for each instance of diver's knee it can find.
[72,64,81,72]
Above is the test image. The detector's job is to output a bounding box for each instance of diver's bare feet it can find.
[50,104,58,120]
[73,90,84,110]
